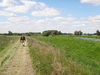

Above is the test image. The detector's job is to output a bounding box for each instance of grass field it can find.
[0,35,99,74]
[31,35,100,75]
[28,37,89,75]
[0,36,18,66]
[0,36,17,52]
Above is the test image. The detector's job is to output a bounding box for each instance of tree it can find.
[57,31,62,35]
[74,30,83,35]
[79,30,83,35]
[74,30,80,35]
[50,30,57,36]
[42,31,50,36]
[8,31,13,35]
[96,30,100,35]
[42,30,62,36]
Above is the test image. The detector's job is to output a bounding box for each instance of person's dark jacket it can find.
[20,36,26,40]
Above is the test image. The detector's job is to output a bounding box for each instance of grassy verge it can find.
[33,35,100,75]
[27,37,90,75]
[0,35,18,52]
[0,36,19,66]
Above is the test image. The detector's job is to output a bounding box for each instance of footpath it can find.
[0,40,35,75]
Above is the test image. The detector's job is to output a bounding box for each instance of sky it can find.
[0,0,100,33]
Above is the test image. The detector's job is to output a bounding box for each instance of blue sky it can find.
[0,0,100,33]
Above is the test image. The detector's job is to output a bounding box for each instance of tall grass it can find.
[0,36,17,52]
[0,36,18,66]
[34,35,100,74]
[28,37,91,75]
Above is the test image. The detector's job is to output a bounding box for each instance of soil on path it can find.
[0,40,35,75]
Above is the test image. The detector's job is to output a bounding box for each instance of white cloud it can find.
[5,5,29,13]
[80,17,87,20]
[4,0,48,13]
[88,15,100,21]
[0,22,13,33]
[67,14,73,16]
[0,10,16,16]
[74,24,86,27]
[81,0,100,5]
[0,16,99,33]
[59,21,89,26]
[0,0,99,33]
[20,0,47,10]
[4,0,60,17]
[31,8,60,17]
[0,22,11,25]
[6,15,99,33]
[0,0,17,7]
[8,16,30,22]
[5,0,36,13]
[41,17,76,22]
[51,17,76,21]
[34,2,48,9]
[21,0,37,7]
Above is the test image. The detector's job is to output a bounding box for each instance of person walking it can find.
[20,35,26,46]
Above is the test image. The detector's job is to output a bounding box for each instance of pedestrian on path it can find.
[20,35,26,46]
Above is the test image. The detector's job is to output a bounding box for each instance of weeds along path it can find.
[0,39,35,75]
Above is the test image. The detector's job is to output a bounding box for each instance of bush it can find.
[42,30,62,36]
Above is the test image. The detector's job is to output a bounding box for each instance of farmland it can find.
[0,35,99,75]
[31,35,100,75]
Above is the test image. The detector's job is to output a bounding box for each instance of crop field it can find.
[32,35,100,75]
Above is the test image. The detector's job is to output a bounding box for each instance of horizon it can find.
[0,0,100,33]
[0,30,97,34]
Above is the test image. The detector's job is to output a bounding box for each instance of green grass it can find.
[0,36,17,52]
[28,37,93,75]
[28,37,55,75]
[0,35,19,66]
[33,35,100,74]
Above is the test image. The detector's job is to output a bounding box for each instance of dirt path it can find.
[0,40,35,75]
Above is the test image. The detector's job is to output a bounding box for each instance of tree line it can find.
[74,30,83,35]
[0,30,100,36]
[74,30,100,36]
[42,30,62,36]
[0,31,41,36]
